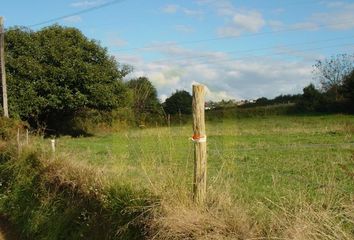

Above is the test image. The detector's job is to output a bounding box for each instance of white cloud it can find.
[108,37,127,47]
[63,15,82,23]
[70,0,105,8]
[161,4,204,18]
[212,1,237,16]
[291,22,319,31]
[268,20,285,31]
[162,4,179,14]
[182,8,204,18]
[272,8,285,14]
[232,11,265,32]
[268,20,319,32]
[321,1,346,8]
[217,10,266,37]
[217,27,242,37]
[273,46,324,62]
[207,91,236,101]
[313,10,354,30]
[197,0,266,36]
[269,2,354,32]
[175,25,195,33]
[116,44,314,101]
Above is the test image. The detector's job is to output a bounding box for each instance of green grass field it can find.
[2,113,354,239]
[55,114,354,206]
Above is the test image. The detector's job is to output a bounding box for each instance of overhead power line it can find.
[176,42,354,67]
[122,42,353,68]
[146,35,354,64]
[27,0,128,28]
[115,17,354,52]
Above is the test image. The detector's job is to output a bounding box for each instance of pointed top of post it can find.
[192,84,206,97]
[0,17,3,25]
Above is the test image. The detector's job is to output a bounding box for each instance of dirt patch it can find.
[0,216,20,240]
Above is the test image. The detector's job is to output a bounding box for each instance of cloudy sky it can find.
[2,0,354,101]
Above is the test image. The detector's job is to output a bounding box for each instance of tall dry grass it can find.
[1,114,354,239]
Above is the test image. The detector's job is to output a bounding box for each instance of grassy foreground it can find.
[59,114,354,202]
[0,114,354,239]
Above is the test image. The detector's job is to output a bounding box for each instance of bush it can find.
[0,117,23,140]
[0,145,156,239]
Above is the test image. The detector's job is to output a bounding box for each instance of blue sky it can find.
[2,0,354,101]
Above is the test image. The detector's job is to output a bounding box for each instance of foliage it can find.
[0,117,23,140]
[207,103,296,120]
[207,99,238,109]
[163,90,192,115]
[0,145,155,239]
[4,25,131,131]
[126,77,163,125]
[296,84,323,112]
[241,94,302,108]
[340,70,354,112]
[294,54,354,114]
[237,54,354,114]
[313,53,354,100]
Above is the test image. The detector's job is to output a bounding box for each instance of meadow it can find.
[54,114,354,214]
[2,114,353,239]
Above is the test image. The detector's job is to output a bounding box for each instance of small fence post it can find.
[51,139,56,154]
[192,84,207,204]
[16,128,21,154]
[26,128,29,145]
[178,108,182,127]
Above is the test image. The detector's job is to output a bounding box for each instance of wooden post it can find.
[192,84,207,204]
[178,108,182,127]
[167,114,171,128]
[51,139,56,153]
[26,128,29,145]
[16,128,20,153]
[0,17,9,118]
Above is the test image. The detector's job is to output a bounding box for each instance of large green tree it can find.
[4,25,130,128]
[126,77,162,124]
[313,54,354,101]
[164,90,192,115]
[341,70,354,111]
[297,84,323,112]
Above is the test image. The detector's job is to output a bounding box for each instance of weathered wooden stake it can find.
[178,108,182,126]
[51,139,56,153]
[0,17,9,118]
[26,128,29,145]
[167,114,171,128]
[192,84,207,204]
[16,128,20,154]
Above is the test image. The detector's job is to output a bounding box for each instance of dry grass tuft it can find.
[42,155,107,200]
[263,193,354,240]
[149,188,259,240]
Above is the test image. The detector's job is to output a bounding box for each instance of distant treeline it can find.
[208,54,354,115]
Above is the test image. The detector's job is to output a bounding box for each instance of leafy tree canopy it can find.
[126,77,162,124]
[313,53,354,100]
[340,70,354,111]
[164,90,192,115]
[4,25,130,126]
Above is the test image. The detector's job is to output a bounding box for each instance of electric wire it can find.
[133,42,354,68]
[145,35,354,64]
[27,0,128,28]
[115,17,354,52]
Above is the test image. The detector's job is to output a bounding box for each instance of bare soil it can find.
[0,216,19,240]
